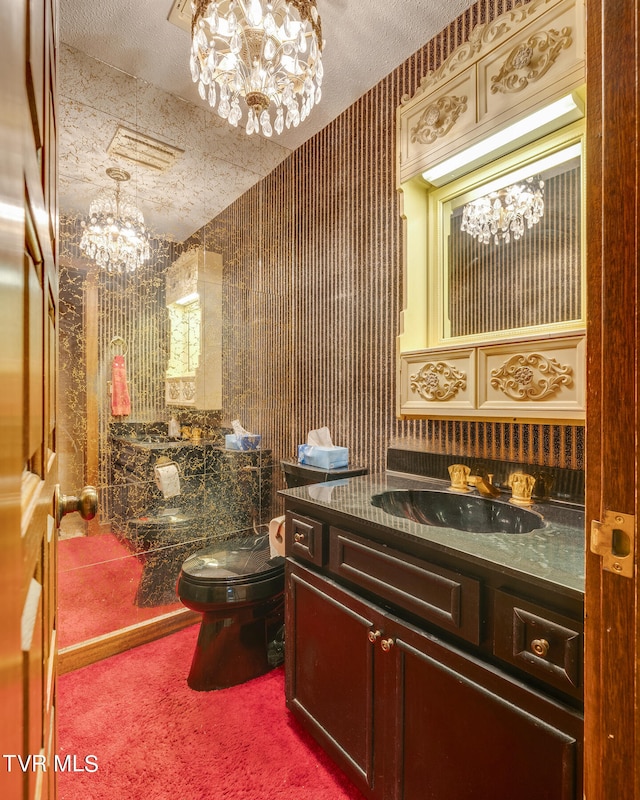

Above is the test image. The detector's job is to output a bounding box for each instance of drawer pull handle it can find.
[294,532,306,543]
[368,629,381,644]
[531,638,550,658]
[381,637,395,653]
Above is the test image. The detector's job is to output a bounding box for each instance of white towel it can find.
[154,462,181,499]
[268,515,286,558]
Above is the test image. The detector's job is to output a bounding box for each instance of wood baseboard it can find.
[57,608,200,674]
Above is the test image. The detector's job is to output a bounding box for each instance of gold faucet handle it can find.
[507,472,536,506]
[448,463,471,493]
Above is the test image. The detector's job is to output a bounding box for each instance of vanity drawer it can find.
[329,528,481,644]
[493,590,583,699]
[286,511,328,567]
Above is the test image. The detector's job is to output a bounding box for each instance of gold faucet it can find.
[467,473,501,498]
[449,463,502,497]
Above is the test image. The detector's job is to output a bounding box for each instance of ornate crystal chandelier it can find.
[190,0,324,137]
[80,168,151,274]
[460,176,545,245]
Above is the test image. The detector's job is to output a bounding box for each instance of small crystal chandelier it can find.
[460,176,545,245]
[190,0,324,137]
[80,168,151,273]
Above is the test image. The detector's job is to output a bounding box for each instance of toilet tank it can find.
[280,459,368,488]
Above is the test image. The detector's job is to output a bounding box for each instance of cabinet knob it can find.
[368,629,382,644]
[381,637,395,653]
[294,532,306,543]
[531,638,550,658]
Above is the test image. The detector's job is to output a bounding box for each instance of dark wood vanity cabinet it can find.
[286,563,383,793]
[284,511,583,800]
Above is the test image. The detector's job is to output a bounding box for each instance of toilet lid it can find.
[181,534,283,585]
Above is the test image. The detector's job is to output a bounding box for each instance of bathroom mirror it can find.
[56,44,284,661]
[395,0,586,421]
[168,299,201,375]
[431,131,585,347]
[396,117,587,422]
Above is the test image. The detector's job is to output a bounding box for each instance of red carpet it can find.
[57,624,366,800]
[58,533,182,648]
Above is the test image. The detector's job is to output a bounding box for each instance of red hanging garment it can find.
[111,355,131,416]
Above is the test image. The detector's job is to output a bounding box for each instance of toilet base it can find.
[187,593,284,691]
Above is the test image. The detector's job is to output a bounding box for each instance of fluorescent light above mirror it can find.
[422,93,584,186]
[175,292,199,306]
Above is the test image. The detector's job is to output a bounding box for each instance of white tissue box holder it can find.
[297,445,349,469]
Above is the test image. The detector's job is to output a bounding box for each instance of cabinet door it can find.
[388,619,583,800]
[285,562,387,797]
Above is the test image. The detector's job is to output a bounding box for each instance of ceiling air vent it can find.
[167,0,192,33]
[107,126,185,173]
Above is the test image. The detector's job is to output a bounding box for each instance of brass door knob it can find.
[55,485,98,528]
[531,638,550,658]
[294,532,306,543]
[381,637,395,653]
[368,629,382,643]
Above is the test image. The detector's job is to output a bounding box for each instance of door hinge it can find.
[590,510,635,578]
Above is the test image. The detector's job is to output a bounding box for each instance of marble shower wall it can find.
[59,226,172,528]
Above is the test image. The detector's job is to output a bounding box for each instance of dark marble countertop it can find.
[279,472,585,600]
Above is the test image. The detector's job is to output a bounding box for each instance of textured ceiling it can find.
[59,0,476,242]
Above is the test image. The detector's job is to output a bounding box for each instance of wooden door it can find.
[585,2,640,798]
[0,1,59,799]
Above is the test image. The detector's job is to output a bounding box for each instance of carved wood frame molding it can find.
[402,0,561,104]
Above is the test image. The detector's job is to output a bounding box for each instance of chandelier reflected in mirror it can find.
[190,0,324,137]
[460,176,545,246]
[79,168,151,274]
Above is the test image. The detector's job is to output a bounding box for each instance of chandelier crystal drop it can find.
[190,0,324,137]
[460,176,545,246]
[80,168,151,274]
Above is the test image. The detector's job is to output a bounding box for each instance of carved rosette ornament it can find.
[490,27,573,94]
[410,95,468,145]
[410,362,467,402]
[490,353,573,401]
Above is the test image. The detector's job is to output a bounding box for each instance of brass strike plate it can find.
[591,510,635,578]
